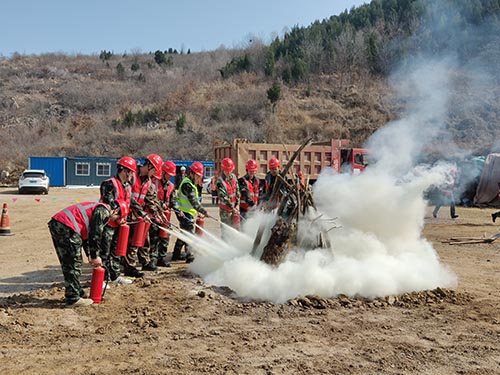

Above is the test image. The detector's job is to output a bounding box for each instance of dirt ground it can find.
[0,187,499,375]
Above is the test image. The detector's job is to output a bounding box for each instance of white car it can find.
[18,169,50,194]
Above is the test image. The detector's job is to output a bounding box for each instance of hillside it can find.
[1,0,499,180]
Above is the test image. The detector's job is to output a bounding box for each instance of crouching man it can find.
[48,202,122,307]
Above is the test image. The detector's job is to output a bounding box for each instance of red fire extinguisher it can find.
[141,221,151,245]
[116,223,129,256]
[131,219,148,247]
[195,216,205,236]
[159,211,171,239]
[89,266,105,304]
[231,212,241,230]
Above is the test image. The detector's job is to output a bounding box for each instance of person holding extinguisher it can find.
[146,160,179,269]
[216,157,240,239]
[99,156,136,285]
[172,161,209,263]
[48,202,123,307]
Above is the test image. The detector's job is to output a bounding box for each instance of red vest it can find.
[218,176,237,212]
[132,172,151,206]
[156,180,175,204]
[100,176,131,204]
[240,176,259,210]
[52,202,107,240]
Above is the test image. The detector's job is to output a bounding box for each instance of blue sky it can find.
[1,0,368,56]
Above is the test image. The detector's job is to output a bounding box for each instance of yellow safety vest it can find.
[177,177,198,217]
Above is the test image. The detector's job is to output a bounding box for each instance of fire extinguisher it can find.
[116,223,129,256]
[231,212,241,230]
[141,221,151,245]
[131,219,147,247]
[159,211,171,239]
[195,216,205,236]
[89,266,105,304]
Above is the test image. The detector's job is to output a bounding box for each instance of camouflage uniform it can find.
[125,174,160,272]
[149,180,179,264]
[216,173,240,238]
[99,178,130,281]
[173,176,207,260]
[238,174,260,219]
[48,204,110,305]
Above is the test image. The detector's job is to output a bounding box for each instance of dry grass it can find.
[1,51,499,180]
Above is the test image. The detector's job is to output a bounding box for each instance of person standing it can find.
[173,161,209,263]
[216,157,240,238]
[99,156,136,285]
[48,202,122,307]
[238,159,260,219]
[491,182,500,222]
[210,171,219,205]
[125,153,164,278]
[147,160,179,268]
[433,164,459,219]
[260,157,282,209]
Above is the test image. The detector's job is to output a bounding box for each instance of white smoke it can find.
[185,156,456,303]
[184,55,460,303]
[180,3,500,303]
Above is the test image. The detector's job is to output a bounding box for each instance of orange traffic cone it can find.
[0,202,14,236]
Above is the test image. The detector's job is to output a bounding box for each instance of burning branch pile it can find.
[255,138,332,266]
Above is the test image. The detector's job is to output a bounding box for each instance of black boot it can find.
[492,212,499,223]
[157,257,171,267]
[171,246,186,261]
[142,260,157,271]
[124,266,144,278]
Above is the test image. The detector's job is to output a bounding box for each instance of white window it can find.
[96,162,111,176]
[205,166,214,176]
[75,162,90,176]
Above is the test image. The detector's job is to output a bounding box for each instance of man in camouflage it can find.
[125,154,165,278]
[216,157,240,239]
[48,202,121,307]
[99,156,136,284]
[145,161,179,269]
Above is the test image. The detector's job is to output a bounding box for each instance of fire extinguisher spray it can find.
[89,266,105,304]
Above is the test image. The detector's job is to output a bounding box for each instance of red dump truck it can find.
[214,139,368,180]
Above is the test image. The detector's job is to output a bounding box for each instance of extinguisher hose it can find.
[101,257,113,299]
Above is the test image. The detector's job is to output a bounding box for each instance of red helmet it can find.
[190,161,204,177]
[117,156,137,172]
[269,157,280,169]
[221,158,235,174]
[162,161,176,176]
[246,159,258,172]
[153,169,162,180]
[297,170,303,177]
[147,153,163,172]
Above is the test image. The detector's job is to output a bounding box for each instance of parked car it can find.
[18,169,50,194]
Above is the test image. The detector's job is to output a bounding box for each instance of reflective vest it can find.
[177,177,198,217]
[156,180,175,205]
[240,176,259,211]
[52,202,107,240]
[218,176,237,212]
[100,176,131,205]
[132,171,151,206]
